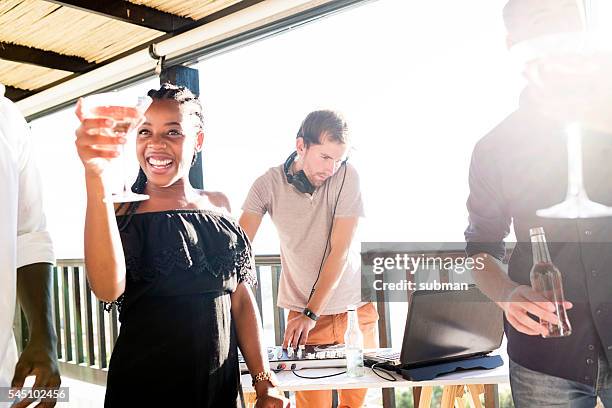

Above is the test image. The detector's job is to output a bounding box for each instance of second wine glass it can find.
[81,92,152,203]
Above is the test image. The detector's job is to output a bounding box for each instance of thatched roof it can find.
[0,0,251,102]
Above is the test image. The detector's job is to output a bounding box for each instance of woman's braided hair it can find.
[116,83,204,230]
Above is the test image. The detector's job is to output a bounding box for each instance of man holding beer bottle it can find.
[465,1,612,406]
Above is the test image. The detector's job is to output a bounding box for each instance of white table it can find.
[241,351,509,407]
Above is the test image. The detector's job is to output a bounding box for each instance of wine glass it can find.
[537,122,612,218]
[81,92,152,203]
[536,1,612,219]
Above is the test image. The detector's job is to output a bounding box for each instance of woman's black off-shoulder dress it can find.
[103,210,256,407]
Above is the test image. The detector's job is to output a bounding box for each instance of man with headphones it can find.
[240,110,378,408]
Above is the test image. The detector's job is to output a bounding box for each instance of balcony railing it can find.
[13,255,290,386]
[13,249,484,407]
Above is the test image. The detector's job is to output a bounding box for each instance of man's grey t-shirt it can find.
[242,162,364,315]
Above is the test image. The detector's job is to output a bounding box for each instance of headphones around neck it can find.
[284,151,314,194]
[284,151,348,195]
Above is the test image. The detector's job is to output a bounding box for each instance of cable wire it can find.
[370,363,397,382]
[291,368,347,379]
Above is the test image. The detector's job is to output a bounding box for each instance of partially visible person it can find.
[465,1,612,407]
[74,83,288,407]
[0,83,60,408]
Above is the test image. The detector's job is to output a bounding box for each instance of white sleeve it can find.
[11,101,55,268]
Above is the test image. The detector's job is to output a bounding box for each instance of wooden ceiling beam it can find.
[4,85,33,102]
[0,42,92,72]
[45,0,196,32]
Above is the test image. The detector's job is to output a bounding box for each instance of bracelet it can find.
[302,307,319,321]
[252,370,278,387]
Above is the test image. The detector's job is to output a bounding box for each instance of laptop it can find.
[365,285,503,371]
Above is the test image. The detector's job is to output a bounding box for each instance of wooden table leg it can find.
[417,386,433,408]
[441,385,461,408]
[483,384,499,408]
[455,385,466,408]
[413,386,422,406]
[466,385,484,408]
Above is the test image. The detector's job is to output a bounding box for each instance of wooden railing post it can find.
[271,265,285,346]
[376,268,396,408]
[53,266,62,359]
[254,265,264,321]
[83,268,96,367]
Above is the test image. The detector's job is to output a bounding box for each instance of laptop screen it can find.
[399,285,503,366]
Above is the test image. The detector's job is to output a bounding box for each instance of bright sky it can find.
[29,0,522,260]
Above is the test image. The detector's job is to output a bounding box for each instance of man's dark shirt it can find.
[465,105,612,385]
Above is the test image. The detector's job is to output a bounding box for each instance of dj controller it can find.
[239,344,347,372]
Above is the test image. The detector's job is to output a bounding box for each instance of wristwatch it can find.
[302,307,319,321]
[252,370,278,387]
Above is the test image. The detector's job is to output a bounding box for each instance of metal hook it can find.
[148,44,166,76]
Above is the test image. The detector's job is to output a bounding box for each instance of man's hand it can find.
[14,263,60,407]
[500,285,573,337]
[282,314,316,349]
[11,341,61,408]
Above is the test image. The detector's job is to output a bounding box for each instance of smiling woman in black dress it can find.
[74,84,287,407]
